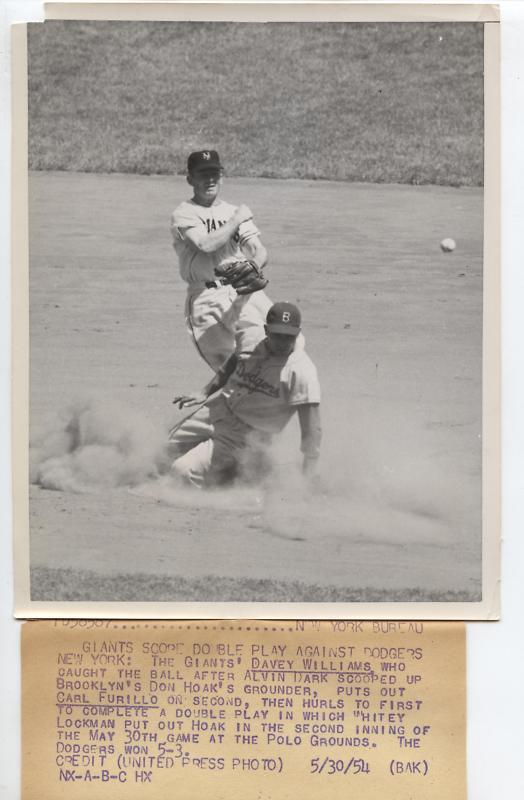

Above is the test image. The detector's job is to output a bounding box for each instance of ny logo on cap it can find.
[203,151,211,160]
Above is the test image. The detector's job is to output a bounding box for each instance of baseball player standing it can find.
[168,302,321,488]
[171,150,272,372]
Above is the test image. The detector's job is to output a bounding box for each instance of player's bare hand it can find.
[235,204,253,224]
[172,392,207,409]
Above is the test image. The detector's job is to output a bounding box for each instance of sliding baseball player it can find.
[168,302,321,488]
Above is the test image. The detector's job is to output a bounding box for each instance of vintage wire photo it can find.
[13,8,500,617]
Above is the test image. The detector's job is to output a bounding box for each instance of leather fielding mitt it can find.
[212,259,268,295]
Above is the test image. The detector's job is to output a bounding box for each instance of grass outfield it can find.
[28,21,483,185]
[30,567,474,603]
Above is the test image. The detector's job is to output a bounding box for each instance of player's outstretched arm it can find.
[183,204,253,254]
[297,403,322,477]
[173,355,239,408]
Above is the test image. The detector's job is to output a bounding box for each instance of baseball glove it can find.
[213,259,268,295]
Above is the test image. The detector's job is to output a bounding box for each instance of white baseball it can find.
[440,238,456,252]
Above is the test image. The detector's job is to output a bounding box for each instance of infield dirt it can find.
[28,172,482,602]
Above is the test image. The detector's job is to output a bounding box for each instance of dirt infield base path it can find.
[28,172,482,602]
[29,480,480,600]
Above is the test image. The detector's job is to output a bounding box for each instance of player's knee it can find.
[171,457,190,480]
[171,456,205,489]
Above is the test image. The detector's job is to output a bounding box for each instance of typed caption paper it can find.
[22,619,465,799]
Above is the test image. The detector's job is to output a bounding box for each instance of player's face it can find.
[265,329,298,357]
[188,168,223,206]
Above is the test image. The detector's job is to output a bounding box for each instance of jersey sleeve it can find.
[286,355,321,407]
[171,205,200,241]
[237,218,261,244]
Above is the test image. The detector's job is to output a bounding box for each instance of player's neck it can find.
[191,193,219,208]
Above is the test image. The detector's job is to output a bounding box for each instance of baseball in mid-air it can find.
[440,237,456,252]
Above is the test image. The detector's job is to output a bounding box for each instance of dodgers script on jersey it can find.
[222,335,321,434]
[171,199,260,285]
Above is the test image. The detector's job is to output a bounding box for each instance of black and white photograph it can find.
[17,11,499,614]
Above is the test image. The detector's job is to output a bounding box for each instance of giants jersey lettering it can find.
[171,199,260,286]
[222,337,321,434]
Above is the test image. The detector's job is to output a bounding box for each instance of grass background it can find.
[31,567,474,603]
[27,21,484,185]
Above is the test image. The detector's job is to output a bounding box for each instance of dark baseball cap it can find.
[265,302,301,335]
[187,150,223,173]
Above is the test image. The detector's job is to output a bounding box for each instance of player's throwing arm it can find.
[170,150,272,372]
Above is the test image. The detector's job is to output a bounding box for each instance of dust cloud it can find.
[31,395,477,547]
[31,399,166,492]
[258,397,476,545]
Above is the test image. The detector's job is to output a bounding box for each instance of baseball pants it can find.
[186,286,272,372]
[167,396,269,488]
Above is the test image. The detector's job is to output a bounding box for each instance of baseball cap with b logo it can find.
[265,302,301,335]
[187,150,223,172]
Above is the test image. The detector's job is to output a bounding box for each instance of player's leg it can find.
[190,288,272,360]
[171,398,253,488]
[235,289,272,331]
[171,439,215,488]
[167,403,225,487]
[236,429,274,484]
[206,401,258,485]
[185,288,237,371]
[171,434,241,488]
[164,404,214,465]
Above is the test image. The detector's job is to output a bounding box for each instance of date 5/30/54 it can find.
[310,757,371,775]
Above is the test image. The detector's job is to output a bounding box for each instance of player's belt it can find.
[187,281,229,292]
